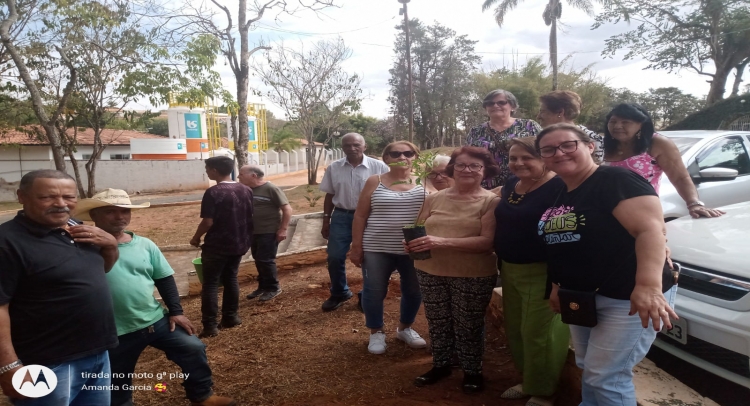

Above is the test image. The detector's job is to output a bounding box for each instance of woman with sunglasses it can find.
[495,137,568,406]
[425,154,454,193]
[405,146,500,394]
[350,141,427,355]
[466,89,543,190]
[536,123,678,405]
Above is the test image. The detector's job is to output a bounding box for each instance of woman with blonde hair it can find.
[350,141,427,355]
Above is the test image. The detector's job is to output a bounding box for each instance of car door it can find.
[691,135,750,208]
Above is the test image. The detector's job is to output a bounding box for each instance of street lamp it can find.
[332,131,341,149]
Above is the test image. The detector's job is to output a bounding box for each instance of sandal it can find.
[500,383,527,399]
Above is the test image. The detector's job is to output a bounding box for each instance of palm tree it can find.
[269,127,303,153]
[482,0,596,90]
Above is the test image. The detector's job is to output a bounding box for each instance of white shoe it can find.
[396,327,427,349]
[368,331,387,354]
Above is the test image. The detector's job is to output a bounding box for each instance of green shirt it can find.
[251,182,289,234]
[106,232,174,336]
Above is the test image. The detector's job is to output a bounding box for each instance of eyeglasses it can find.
[387,150,416,158]
[427,172,448,179]
[453,163,484,172]
[538,140,580,158]
[483,100,510,108]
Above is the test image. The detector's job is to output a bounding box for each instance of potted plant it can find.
[392,151,437,260]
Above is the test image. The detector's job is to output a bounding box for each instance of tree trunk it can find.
[706,65,733,106]
[67,150,86,198]
[730,58,749,98]
[85,127,105,198]
[307,143,318,185]
[234,0,250,167]
[230,111,242,161]
[549,3,559,91]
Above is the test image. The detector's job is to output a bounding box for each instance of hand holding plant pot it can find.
[404,234,445,260]
[400,151,437,260]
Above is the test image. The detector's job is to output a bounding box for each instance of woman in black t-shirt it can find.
[535,123,678,405]
[494,137,569,404]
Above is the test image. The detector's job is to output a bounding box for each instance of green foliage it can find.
[666,95,750,130]
[594,0,750,105]
[269,126,303,152]
[303,185,322,207]
[148,118,170,136]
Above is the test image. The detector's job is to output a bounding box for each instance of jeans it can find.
[326,210,354,298]
[200,250,243,328]
[362,252,422,329]
[251,233,280,292]
[11,351,111,406]
[109,316,213,405]
[569,285,678,406]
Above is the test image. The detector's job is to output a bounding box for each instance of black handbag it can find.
[556,260,679,328]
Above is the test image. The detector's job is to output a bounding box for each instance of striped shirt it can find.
[363,182,425,254]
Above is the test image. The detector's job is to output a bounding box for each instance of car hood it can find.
[667,202,750,277]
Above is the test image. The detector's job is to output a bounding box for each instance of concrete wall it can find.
[0,159,210,202]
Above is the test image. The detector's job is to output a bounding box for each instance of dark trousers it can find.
[109,316,213,405]
[201,250,243,328]
[251,233,280,291]
[417,269,497,375]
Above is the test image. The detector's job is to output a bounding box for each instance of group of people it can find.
[317,89,723,406]
[0,157,293,405]
[0,88,725,406]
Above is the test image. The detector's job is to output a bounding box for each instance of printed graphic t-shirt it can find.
[252,182,289,234]
[538,166,657,300]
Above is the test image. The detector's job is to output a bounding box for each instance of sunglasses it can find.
[483,100,510,108]
[387,151,416,159]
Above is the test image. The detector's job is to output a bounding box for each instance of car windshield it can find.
[667,137,701,155]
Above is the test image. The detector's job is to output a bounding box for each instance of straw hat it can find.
[73,188,150,221]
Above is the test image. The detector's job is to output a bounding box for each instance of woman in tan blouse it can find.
[405,146,500,394]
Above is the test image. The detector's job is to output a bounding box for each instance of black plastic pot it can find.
[402,225,432,260]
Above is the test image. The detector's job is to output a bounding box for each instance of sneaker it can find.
[500,383,527,399]
[321,292,353,312]
[396,327,427,348]
[259,289,282,301]
[246,289,264,300]
[368,331,387,354]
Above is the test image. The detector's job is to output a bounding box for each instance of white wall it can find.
[0,158,210,202]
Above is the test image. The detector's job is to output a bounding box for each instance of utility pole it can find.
[399,0,414,143]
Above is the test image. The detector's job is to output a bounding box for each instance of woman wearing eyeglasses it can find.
[466,89,543,190]
[495,137,568,406]
[405,146,500,394]
[350,141,427,355]
[425,154,453,193]
[536,123,678,405]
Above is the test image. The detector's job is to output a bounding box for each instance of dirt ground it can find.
[129,185,324,247]
[128,264,548,406]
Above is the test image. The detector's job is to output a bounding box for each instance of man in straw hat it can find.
[76,189,236,406]
[0,170,119,405]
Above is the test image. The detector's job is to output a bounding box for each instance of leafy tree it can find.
[639,87,704,129]
[253,38,362,185]
[482,0,606,90]
[268,126,302,153]
[389,20,481,149]
[594,0,750,105]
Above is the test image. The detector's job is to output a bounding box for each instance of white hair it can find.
[432,154,450,167]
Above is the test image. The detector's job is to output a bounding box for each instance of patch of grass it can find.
[0,201,21,211]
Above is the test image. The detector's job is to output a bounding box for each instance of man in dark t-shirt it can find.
[238,165,293,301]
[0,170,119,405]
[190,156,254,338]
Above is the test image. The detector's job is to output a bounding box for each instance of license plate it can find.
[660,317,688,345]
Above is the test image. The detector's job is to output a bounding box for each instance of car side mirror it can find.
[692,167,739,182]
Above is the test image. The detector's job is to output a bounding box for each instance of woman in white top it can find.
[350,141,427,355]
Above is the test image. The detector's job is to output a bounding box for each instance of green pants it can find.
[501,261,570,396]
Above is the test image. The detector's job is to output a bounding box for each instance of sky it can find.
[134,0,711,120]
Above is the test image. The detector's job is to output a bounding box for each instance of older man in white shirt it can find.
[319,133,389,312]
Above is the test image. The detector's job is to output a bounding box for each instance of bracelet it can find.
[0,360,22,375]
[686,201,704,208]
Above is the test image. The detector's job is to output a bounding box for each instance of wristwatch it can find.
[0,360,22,375]
[687,200,705,208]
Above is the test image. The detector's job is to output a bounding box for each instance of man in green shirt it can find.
[238,165,293,301]
[75,189,236,406]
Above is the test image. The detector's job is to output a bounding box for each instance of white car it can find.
[658,131,750,220]
[655,201,750,388]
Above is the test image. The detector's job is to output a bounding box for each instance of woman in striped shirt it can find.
[350,141,427,355]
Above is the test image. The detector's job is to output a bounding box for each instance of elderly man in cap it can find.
[0,170,118,405]
[75,189,236,406]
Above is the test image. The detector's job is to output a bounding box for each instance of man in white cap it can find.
[75,189,236,406]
